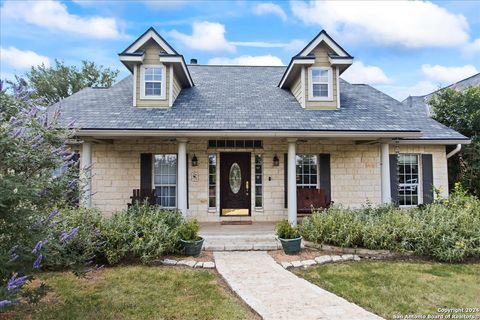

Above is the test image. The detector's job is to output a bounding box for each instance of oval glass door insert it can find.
[229,163,241,194]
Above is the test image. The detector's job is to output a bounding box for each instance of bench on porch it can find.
[127,188,156,208]
[297,188,331,216]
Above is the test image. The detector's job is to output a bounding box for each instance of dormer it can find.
[279,31,353,110]
[119,27,194,108]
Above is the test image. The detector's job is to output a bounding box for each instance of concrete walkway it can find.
[214,251,382,320]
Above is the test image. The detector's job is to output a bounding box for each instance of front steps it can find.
[200,222,281,251]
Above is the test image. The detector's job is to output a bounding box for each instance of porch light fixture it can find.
[191,154,198,167]
[273,154,279,167]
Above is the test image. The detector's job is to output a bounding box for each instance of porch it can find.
[78,136,448,223]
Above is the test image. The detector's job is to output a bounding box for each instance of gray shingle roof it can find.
[54,65,467,141]
[402,73,480,117]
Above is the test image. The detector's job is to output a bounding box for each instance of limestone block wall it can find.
[80,138,448,221]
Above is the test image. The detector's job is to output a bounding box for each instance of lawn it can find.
[8,266,258,320]
[293,260,480,319]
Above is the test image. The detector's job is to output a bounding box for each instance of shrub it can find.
[99,202,184,264]
[301,185,480,262]
[178,219,200,241]
[41,207,104,271]
[275,220,301,239]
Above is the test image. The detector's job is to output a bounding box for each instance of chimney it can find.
[190,58,198,65]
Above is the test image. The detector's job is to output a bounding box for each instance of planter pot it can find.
[180,237,204,256]
[279,236,302,255]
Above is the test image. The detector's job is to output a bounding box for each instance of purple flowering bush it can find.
[0,80,94,308]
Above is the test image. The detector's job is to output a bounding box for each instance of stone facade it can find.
[81,138,448,221]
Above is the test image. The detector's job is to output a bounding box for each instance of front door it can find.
[220,152,251,216]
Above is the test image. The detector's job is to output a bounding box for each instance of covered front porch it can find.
[78,133,448,225]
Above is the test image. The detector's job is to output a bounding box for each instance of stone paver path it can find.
[214,251,382,320]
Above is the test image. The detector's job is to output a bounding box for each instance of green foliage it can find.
[41,207,104,271]
[99,202,185,264]
[178,219,200,241]
[430,86,480,196]
[301,185,480,262]
[14,60,119,106]
[275,220,301,239]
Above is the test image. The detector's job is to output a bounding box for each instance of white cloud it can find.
[2,0,124,39]
[230,39,305,53]
[208,55,284,66]
[381,81,439,101]
[169,21,235,52]
[341,61,390,84]
[421,64,478,84]
[0,46,50,69]
[291,1,469,48]
[252,2,287,22]
[462,38,480,57]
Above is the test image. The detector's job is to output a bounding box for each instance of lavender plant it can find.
[0,80,97,309]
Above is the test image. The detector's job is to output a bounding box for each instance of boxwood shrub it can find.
[301,184,480,262]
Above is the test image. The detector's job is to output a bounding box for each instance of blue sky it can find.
[1,0,479,101]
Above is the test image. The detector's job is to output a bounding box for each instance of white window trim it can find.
[398,154,423,208]
[140,64,166,100]
[208,154,217,211]
[308,67,333,101]
[152,154,178,209]
[296,154,320,189]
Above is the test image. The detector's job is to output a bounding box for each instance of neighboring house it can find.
[54,27,469,225]
[402,73,480,116]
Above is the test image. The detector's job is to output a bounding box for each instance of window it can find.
[296,155,318,188]
[398,154,420,206]
[207,140,263,149]
[255,155,263,208]
[154,154,177,208]
[141,65,165,99]
[309,67,332,100]
[208,154,216,209]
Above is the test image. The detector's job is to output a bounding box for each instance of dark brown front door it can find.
[220,152,251,216]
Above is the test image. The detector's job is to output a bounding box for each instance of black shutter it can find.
[284,153,288,208]
[319,154,331,203]
[422,154,434,204]
[389,155,399,205]
[140,153,152,197]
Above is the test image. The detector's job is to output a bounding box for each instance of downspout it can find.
[447,144,462,159]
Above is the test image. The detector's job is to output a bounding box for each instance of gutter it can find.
[447,144,462,159]
[75,129,422,139]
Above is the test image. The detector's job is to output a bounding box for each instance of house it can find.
[402,72,480,117]
[54,27,470,225]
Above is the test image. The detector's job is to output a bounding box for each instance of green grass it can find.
[293,261,480,319]
[11,266,257,320]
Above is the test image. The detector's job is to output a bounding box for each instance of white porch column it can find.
[381,143,391,204]
[81,141,92,208]
[177,139,188,217]
[287,139,297,226]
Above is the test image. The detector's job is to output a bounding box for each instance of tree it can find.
[429,86,480,197]
[15,60,119,106]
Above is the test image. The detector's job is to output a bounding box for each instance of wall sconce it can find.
[273,154,279,167]
[191,154,198,167]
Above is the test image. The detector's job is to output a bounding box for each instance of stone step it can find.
[203,242,281,251]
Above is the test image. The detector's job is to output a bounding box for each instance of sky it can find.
[1,0,479,101]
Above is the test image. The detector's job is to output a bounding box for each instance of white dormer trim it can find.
[133,65,137,106]
[140,64,167,100]
[119,55,144,62]
[299,32,349,57]
[126,29,176,55]
[329,57,353,65]
[308,67,333,101]
[169,66,173,107]
[278,58,315,88]
[336,67,340,108]
[159,55,194,87]
[300,66,306,108]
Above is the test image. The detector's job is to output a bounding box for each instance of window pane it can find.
[144,67,162,81]
[312,69,328,83]
[397,154,419,206]
[255,155,263,207]
[145,82,161,96]
[208,154,217,208]
[154,155,177,207]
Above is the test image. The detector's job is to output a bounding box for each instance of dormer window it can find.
[141,65,166,99]
[309,67,332,101]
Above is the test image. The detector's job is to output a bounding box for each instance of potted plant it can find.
[178,219,204,256]
[275,220,302,255]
